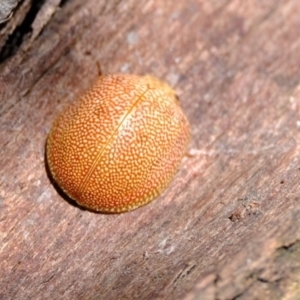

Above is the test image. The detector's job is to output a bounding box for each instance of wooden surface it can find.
[1,0,300,299]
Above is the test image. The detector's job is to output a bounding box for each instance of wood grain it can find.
[1,0,300,299]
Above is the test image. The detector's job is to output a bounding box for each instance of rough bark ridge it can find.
[1,1,300,299]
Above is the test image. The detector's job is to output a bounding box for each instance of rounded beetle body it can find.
[47,74,190,213]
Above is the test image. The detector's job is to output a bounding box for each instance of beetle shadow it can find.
[44,139,99,213]
[44,139,145,215]
[44,151,85,211]
[44,140,124,215]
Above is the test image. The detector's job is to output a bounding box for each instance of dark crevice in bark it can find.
[0,0,46,63]
[59,0,70,7]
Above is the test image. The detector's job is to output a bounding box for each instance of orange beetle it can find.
[47,74,190,212]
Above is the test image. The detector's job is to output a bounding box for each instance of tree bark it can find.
[1,0,300,299]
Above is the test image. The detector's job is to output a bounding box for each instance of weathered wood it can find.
[1,0,300,299]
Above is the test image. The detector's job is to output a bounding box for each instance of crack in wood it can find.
[0,0,48,62]
[171,262,197,288]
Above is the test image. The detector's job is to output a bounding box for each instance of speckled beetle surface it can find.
[47,74,190,213]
